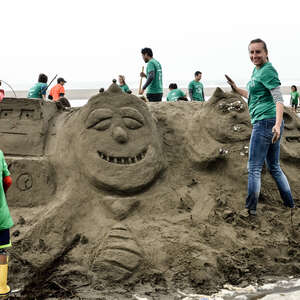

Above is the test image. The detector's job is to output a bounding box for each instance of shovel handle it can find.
[139,66,144,94]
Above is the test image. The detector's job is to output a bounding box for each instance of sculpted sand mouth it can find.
[97,148,147,164]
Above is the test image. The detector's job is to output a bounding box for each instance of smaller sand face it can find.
[205,88,251,143]
[186,88,251,167]
[75,84,165,193]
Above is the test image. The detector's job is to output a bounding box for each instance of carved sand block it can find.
[72,83,165,193]
[186,88,251,167]
[6,157,56,207]
[0,98,57,156]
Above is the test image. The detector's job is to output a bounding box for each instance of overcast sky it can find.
[1,0,300,89]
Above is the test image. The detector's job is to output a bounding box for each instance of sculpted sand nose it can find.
[112,126,128,144]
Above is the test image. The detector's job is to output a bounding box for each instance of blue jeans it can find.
[246,118,294,211]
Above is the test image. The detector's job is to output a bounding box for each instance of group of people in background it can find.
[27,75,70,108]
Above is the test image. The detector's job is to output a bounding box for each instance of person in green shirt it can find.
[0,150,13,296]
[27,73,48,100]
[290,85,299,113]
[226,38,294,217]
[118,75,131,94]
[139,48,163,102]
[188,71,205,101]
[166,83,187,101]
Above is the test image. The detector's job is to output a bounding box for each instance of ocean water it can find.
[132,278,300,300]
[69,95,294,108]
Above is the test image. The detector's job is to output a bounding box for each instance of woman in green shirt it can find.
[290,85,299,113]
[226,38,294,216]
[118,75,131,94]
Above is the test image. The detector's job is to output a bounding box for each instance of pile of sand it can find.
[1,84,300,299]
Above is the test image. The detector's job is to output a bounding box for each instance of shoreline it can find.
[4,86,293,100]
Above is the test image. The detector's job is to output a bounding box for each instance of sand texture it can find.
[1,84,300,299]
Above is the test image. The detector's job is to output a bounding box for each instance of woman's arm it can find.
[270,86,284,143]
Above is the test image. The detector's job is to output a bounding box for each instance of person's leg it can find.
[246,120,271,213]
[0,229,11,295]
[266,122,295,208]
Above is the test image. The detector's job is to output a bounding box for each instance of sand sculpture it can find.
[1,85,300,298]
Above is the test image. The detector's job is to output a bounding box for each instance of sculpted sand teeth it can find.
[97,149,147,164]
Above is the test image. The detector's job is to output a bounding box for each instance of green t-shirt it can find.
[0,151,13,231]
[146,58,163,94]
[166,89,185,101]
[28,82,47,99]
[188,80,204,101]
[291,91,299,104]
[247,62,280,124]
[119,84,130,93]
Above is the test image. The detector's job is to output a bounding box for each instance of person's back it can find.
[27,73,48,100]
[167,83,185,101]
[49,77,66,101]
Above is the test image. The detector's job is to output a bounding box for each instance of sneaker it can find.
[249,209,257,216]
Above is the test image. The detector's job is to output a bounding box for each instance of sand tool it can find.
[138,66,148,102]
[41,74,58,94]
[0,80,16,98]
[138,66,144,94]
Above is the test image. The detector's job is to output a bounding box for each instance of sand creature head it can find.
[187,88,251,167]
[280,108,300,162]
[74,83,165,193]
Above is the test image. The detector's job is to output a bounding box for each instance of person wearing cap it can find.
[48,77,67,101]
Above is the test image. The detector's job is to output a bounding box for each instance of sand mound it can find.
[1,85,300,298]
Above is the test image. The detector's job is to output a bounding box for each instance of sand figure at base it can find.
[186,87,251,167]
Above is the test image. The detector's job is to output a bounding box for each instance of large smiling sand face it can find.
[74,84,165,193]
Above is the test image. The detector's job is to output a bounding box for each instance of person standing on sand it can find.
[139,48,163,102]
[226,38,295,216]
[118,75,131,94]
[48,77,67,101]
[166,83,187,101]
[27,73,48,100]
[0,150,13,296]
[290,85,299,113]
[188,71,205,101]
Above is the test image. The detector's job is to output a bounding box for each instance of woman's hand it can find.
[225,74,248,99]
[225,74,237,91]
[272,124,281,143]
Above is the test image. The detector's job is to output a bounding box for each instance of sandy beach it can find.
[3,86,293,100]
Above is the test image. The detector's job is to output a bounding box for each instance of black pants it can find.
[147,93,163,102]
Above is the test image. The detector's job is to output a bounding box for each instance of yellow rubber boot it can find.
[0,264,10,296]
